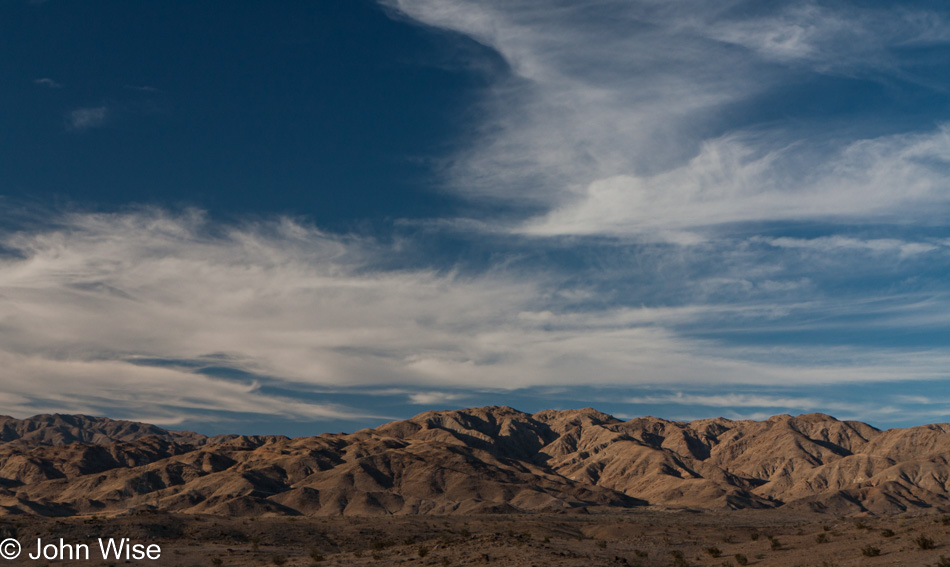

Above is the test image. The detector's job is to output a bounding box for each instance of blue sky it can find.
[2,0,950,435]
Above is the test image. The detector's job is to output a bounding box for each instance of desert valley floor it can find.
[5,509,950,566]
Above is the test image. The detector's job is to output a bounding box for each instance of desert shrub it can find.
[705,546,722,558]
[634,549,648,558]
[309,548,325,562]
[211,558,223,567]
[670,551,689,567]
[936,555,950,567]
[881,528,895,538]
[822,524,831,532]
[749,532,759,541]
[722,534,736,544]
[768,536,782,550]
[861,545,880,557]
[459,528,471,538]
[915,534,936,550]
[271,555,287,566]
[418,545,430,558]
[816,533,829,544]
[734,553,748,566]
[372,538,395,550]
[440,557,450,566]
[597,540,607,549]
[855,520,869,530]
[942,516,950,526]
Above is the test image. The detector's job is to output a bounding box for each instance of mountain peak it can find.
[0,408,947,517]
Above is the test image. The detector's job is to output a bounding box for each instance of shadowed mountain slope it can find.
[0,407,948,516]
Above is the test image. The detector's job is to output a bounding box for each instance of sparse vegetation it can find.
[11,502,950,566]
[670,550,690,567]
[915,534,937,550]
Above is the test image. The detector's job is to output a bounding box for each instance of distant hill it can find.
[1,407,949,516]
[0,414,205,446]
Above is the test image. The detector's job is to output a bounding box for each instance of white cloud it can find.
[2,209,950,424]
[383,1,950,238]
[626,392,852,412]
[34,78,62,88]
[700,4,950,72]
[760,236,941,257]
[67,106,108,131]
[521,127,950,237]
[407,392,468,405]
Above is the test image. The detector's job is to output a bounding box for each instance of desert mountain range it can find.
[1,407,949,517]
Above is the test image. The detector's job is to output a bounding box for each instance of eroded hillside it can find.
[1,407,948,516]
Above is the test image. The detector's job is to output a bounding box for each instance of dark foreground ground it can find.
[2,509,950,566]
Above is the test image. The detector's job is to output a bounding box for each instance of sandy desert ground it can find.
[4,508,950,566]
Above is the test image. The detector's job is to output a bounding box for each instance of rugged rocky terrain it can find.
[2,407,950,517]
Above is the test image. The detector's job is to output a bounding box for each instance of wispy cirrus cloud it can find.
[521,127,950,238]
[34,77,62,88]
[66,106,108,131]
[699,3,950,72]
[757,235,942,257]
[384,0,950,238]
[408,392,469,405]
[2,209,949,426]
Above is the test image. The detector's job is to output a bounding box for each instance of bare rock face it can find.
[1,408,949,516]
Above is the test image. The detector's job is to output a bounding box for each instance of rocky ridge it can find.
[1,407,949,516]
